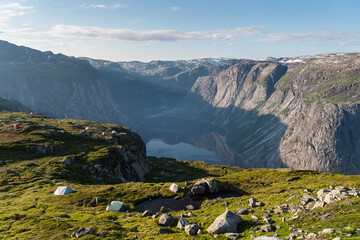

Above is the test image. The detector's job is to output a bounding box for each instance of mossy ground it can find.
[0,112,360,239]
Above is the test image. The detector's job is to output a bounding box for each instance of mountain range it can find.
[0,40,359,174]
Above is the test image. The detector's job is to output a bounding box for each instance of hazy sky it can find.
[0,0,360,61]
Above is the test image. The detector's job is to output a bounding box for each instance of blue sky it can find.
[0,0,360,61]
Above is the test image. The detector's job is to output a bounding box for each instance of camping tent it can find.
[54,186,75,195]
[106,201,124,212]
[12,124,21,129]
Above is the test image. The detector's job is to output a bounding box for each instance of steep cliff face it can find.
[0,97,29,112]
[176,54,360,173]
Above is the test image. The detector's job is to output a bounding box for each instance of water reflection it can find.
[135,116,248,167]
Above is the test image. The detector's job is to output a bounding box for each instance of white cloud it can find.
[0,2,33,26]
[90,4,106,9]
[45,25,264,42]
[171,6,180,11]
[77,3,128,10]
[0,3,33,10]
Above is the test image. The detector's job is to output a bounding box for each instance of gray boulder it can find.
[225,233,241,239]
[158,213,176,227]
[206,209,243,234]
[177,218,189,230]
[318,213,335,220]
[169,183,181,193]
[185,224,199,235]
[71,226,94,238]
[235,208,249,215]
[260,224,275,232]
[191,185,206,195]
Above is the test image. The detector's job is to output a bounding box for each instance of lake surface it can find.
[135,116,246,166]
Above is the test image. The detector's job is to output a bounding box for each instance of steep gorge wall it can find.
[176,56,360,173]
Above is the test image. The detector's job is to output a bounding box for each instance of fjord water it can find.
[135,116,243,166]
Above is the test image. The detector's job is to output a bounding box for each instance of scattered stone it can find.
[169,183,181,193]
[89,197,104,207]
[158,213,176,227]
[132,235,138,239]
[225,232,241,239]
[197,229,202,235]
[318,213,335,220]
[235,208,249,215]
[186,212,195,217]
[61,156,74,166]
[254,236,281,240]
[177,218,189,230]
[319,228,334,234]
[186,205,195,210]
[142,210,156,218]
[263,217,272,224]
[23,162,36,167]
[260,224,276,232]
[71,226,94,238]
[185,224,199,235]
[251,215,259,221]
[159,227,172,234]
[274,204,304,214]
[206,209,243,234]
[305,233,317,239]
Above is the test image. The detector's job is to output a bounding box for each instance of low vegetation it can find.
[0,112,359,239]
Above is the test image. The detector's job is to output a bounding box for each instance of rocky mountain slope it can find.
[175,55,360,174]
[0,40,359,174]
[0,40,128,125]
[0,97,29,112]
[0,112,360,239]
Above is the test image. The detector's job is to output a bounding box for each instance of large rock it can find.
[184,224,199,235]
[206,209,243,234]
[158,213,176,227]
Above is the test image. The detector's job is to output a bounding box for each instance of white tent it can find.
[54,186,75,195]
[106,201,124,212]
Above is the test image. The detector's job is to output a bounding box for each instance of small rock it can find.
[186,212,195,217]
[320,228,334,234]
[260,224,275,232]
[318,213,335,220]
[142,210,156,218]
[99,232,107,237]
[177,218,189,230]
[254,237,281,240]
[235,208,249,215]
[225,232,241,239]
[71,226,94,238]
[159,206,167,213]
[185,224,199,235]
[197,229,202,235]
[169,183,181,193]
[186,205,195,210]
[305,233,317,239]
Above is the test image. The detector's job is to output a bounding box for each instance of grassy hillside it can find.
[0,112,359,239]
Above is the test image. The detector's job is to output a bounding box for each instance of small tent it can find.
[111,130,117,134]
[54,186,75,195]
[12,124,21,130]
[106,201,124,212]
